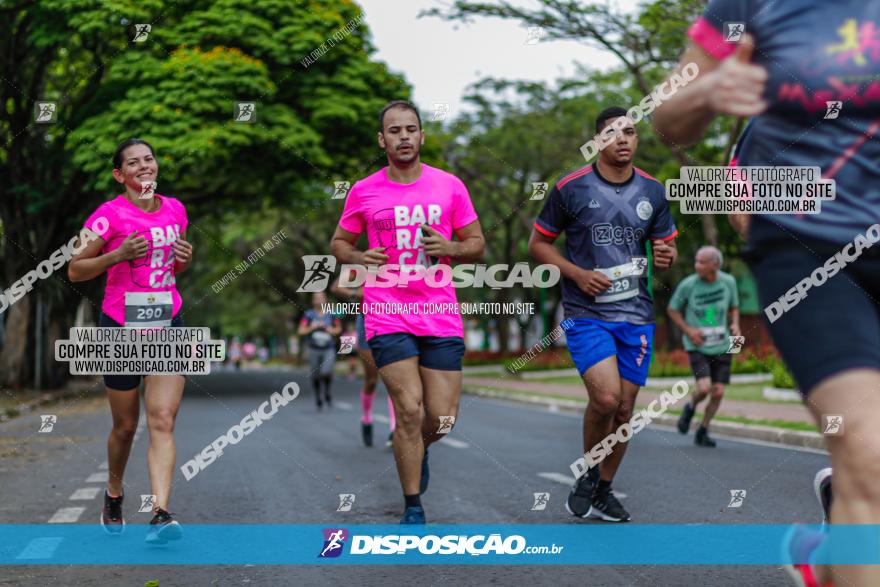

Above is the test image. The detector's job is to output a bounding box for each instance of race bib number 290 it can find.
[594,258,647,303]
[124,292,172,328]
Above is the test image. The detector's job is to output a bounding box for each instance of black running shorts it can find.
[746,219,880,396]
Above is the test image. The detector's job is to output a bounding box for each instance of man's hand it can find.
[653,239,675,268]
[362,247,389,266]
[730,322,742,338]
[686,327,705,346]
[707,34,768,117]
[573,268,613,297]
[115,231,148,261]
[421,224,456,258]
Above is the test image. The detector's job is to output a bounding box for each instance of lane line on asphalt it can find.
[537,473,627,498]
[47,507,85,523]
[16,537,63,560]
[85,471,109,483]
[336,401,353,410]
[69,487,102,500]
[439,437,469,449]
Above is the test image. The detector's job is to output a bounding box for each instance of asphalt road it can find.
[0,368,830,586]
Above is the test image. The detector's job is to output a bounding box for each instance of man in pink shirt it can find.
[331,101,485,524]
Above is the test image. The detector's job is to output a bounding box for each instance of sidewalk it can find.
[462,375,813,425]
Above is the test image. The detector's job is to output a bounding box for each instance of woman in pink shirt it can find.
[69,139,192,544]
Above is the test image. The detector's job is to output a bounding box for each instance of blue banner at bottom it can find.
[2,524,878,565]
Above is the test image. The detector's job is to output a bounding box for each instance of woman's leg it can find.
[143,374,185,511]
[105,385,141,497]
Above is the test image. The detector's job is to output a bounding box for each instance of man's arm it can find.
[527,229,611,296]
[728,306,741,337]
[330,226,388,266]
[420,220,486,263]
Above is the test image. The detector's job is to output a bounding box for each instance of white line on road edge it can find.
[47,507,85,523]
[537,473,627,498]
[85,471,109,483]
[468,393,828,455]
[439,437,469,449]
[335,401,353,410]
[68,487,102,500]
[16,537,64,559]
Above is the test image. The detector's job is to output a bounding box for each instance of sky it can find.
[356,0,641,116]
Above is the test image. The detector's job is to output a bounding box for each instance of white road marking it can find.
[69,487,102,500]
[335,401,353,410]
[98,461,108,470]
[85,472,109,483]
[538,472,575,486]
[439,437,469,449]
[536,473,627,498]
[47,507,85,524]
[373,414,390,424]
[16,537,63,559]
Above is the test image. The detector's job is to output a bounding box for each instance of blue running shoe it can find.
[419,448,430,495]
[401,506,426,525]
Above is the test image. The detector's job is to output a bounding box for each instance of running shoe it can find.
[677,402,695,434]
[401,506,426,525]
[419,448,430,495]
[695,426,717,447]
[145,508,182,545]
[782,525,830,587]
[362,422,374,447]
[565,468,599,518]
[590,488,631,522]
[100,490,125,535]
[813,468,833,524]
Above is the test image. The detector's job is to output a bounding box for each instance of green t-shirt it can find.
[669,271,739,355]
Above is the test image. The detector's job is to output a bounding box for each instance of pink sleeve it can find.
[174,198,189,232]
[688,17,737,61]
[84,203,115,242]
[452,179,478,229]
[338,182,364,234]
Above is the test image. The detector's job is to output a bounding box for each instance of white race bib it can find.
[594,259,646,303]
[700,326,726,346]
[124,291,173,328]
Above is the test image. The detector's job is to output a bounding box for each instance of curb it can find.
[464,385,826,452]
[0,378,102,423]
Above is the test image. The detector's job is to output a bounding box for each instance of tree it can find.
[0,0,407,387]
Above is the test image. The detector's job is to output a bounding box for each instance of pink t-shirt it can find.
[338,164,478,340]
[84,195,188,325]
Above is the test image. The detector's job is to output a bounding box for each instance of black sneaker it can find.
[695,426,717,447]
[362,422,374,447]
[677,402,695,434]
[813,468,833,524]
[565,468,599,518]
[100,491,125,535]
[145,508,182,545]
[590,488,631,522]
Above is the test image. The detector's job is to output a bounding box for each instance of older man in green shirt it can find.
[667,246,740,447]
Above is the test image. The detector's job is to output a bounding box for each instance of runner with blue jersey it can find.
[528,106,678,522]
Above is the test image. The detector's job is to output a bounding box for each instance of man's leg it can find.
[379,357,425,497]
[419,366,462,448]
[691,377,711,409]
[581,356,623,468]
[701,382,724,429]
[596,377,640,482]
[806,368,880,587]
